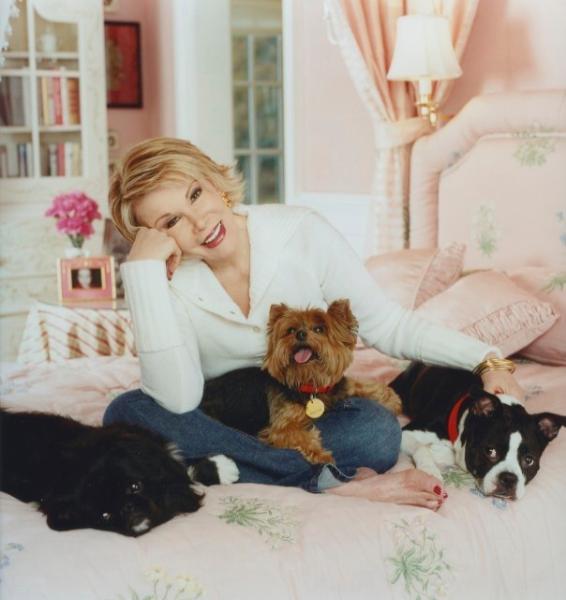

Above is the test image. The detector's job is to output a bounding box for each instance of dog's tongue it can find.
[294,348,313,364]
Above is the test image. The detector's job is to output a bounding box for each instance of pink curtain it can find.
[324,0,479,255]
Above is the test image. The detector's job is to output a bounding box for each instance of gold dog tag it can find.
[305,396,325,419]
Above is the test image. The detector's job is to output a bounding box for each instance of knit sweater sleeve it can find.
[121,260,204,413]
[306,213,502,370]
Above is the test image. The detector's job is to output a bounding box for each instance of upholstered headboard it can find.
[409,90,566,271]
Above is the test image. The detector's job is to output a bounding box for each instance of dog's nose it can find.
[499,472,518,489]
[295,329,307,341]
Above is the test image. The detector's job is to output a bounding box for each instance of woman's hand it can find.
[481,369,525,402]
[127,227,182,280]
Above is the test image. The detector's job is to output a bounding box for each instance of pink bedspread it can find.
[1,356,565,599]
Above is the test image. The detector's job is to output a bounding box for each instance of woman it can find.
[104,137,522,510]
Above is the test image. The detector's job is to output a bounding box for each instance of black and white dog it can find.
[391,363,566,500]
[0,409,239,536]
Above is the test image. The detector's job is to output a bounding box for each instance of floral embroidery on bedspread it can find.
[441,466,474,489]
[386,517,453,599]
[216,496,300,549]
[107,567,204,600]
[512,123,556,166]
[542,210,566,292]
[524,383,544,401]
[442,466,509,509]
[0,543,24,582]
[472,203,501,258]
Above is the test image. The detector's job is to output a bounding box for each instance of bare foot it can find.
[326,468,448,510]
[353,467,378,481]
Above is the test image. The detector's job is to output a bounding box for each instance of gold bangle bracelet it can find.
[473,357,516,377]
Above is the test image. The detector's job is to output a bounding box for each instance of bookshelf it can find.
[0,0,109,360]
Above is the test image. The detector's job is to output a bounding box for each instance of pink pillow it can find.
[507,267,566,365]
[365,243,465,309]
[415,270,558,358]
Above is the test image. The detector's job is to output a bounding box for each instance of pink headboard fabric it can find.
[409,90,566,271]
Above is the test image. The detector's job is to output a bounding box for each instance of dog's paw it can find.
[303,449,335,465]
[210,454,240,484]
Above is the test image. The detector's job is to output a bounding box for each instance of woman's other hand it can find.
[127,227,182,280]
[481,369,525,402]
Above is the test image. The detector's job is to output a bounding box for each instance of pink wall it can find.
[294,1,375,195]
[105,0,164,159]
[445,0,566,114]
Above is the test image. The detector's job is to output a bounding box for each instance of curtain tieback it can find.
[374,117,431,150]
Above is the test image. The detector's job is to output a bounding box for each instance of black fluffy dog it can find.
[0,409,238,536]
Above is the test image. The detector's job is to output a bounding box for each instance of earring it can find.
[222,191,233,208]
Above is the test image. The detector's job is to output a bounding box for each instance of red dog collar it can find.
[297,384,334,394]
[447,393,470,443]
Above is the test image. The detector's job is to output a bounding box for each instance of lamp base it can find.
[416,93,438,128]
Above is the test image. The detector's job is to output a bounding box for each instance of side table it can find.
[17,299,136,365]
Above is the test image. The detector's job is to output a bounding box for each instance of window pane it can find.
[233,86,249,149]
[257,155,280,204]
[232,35,248,81]
[255,86,279,149]
[254,36,278,81]
[236,154,252,204]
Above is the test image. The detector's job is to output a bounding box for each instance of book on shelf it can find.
[39,76,80,126]
[0,142,33,177]
[52,77,63,125]
[45,141,81,176]
[41,76,51,126]
[0,145,8,177]
[0,76,30,127]
[67,78,80,125]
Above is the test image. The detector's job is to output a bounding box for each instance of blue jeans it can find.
[103,390,401,493]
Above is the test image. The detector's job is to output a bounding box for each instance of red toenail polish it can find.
[434,485,442,495]
[443,492,448,499]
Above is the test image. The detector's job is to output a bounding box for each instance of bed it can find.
[2,90,565,600]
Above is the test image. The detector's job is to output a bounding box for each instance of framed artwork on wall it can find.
[104,21,142,108]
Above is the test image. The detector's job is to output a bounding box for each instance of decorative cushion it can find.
[365,243,465,309]
[506,267,566,365]
[415,270,559,358]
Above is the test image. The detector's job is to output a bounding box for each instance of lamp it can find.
[387,14,462,127]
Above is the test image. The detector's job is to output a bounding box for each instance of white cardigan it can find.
[121,205,499,413]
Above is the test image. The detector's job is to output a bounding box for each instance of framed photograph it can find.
[58,256,116,302]
[103,218,131,298]
[104,21,142,108]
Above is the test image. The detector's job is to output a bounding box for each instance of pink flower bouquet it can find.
[45,191,102,249]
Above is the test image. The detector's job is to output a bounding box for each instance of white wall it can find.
[172,0,234,164]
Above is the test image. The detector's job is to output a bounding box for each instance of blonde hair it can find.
[109,137,245,242]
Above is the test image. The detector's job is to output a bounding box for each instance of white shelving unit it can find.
[0,0,109,361]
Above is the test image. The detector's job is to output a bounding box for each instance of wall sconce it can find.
[387,14,462,127]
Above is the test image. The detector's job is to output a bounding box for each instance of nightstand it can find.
[18,299,136,365]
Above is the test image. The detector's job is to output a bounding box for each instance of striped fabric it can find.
[18,301,136,365]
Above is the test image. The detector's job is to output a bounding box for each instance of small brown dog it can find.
[258,299,401,464]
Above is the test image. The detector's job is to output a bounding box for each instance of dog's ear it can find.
[533,412,566,442]
[326,299,358,349]
[470,391,501,417]
[267,303,289,329]
[327,299,358,334]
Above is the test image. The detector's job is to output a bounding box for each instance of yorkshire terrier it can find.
[200,299,401,464]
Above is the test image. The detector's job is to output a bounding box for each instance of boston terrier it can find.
[390,362,566,500]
